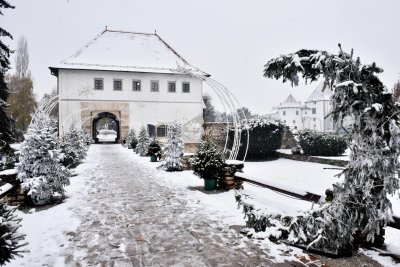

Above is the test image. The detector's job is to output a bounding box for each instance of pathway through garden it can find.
[60,144,291,266]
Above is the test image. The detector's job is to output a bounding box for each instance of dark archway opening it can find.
[92,112,120,144]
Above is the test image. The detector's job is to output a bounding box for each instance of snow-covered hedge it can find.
[299,130,347,156]
[229,118,285,159]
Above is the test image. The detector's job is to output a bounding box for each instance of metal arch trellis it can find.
[34,68,250,161]
[175,66,250,161]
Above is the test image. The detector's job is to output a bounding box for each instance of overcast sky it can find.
[3,0,400,114]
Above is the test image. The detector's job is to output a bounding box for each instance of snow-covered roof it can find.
[50,29,209,77]
[279,94,303,108]
[305,82,333,102]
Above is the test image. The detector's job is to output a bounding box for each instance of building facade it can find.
[50,29,208,151]
[268,82,335,132]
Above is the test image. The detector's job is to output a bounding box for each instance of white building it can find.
[49,29,208,151]
[269,82,335,132]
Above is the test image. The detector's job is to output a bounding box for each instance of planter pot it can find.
[150,155,158,162]
[204,179,217,190]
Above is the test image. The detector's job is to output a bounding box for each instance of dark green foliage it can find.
[0,0,15,171]
[190,141,224,180]
[299,130,347,156]
[229,118,285,160]
[148,140,161,157]
[130,139,138,150]
[0,203,27,265]
[247,45,400,253]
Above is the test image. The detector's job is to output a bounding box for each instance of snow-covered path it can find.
[57,144,281,266]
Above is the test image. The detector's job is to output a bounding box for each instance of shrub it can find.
[299,130,347,156]
[229,118,285,160]
[190,141,224,180]
[148,140,162,157]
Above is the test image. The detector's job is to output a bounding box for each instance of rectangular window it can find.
[94,78,103,90]
[113,79,123,91]
[296,111,299,115]
[313,118,316,121]
[293,120,296,123]
[283,111,286,116]
[284,120,286,123]
[132,80,141,91]
[151,81,159,92]
[182,82,190,93]
[156,125,167,137]
[168,82,176,93]
[312,108,316,114]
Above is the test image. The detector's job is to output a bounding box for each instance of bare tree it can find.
[15,36,29,78]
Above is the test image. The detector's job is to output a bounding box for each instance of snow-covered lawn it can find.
[5,145,399,266]
[5,152,93,266]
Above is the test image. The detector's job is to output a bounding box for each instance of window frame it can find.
[168,81,176,93]
[182,82,190,93]
[113,79,123,91]
[151,80,159,92]
[312,108,316,114]
[132,79,141,91]
[94,78,104,90]
[156,125,167,137]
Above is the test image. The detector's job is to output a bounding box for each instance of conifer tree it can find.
[125,128,138,149]
[0,203,27,265]
[237,45,400,254]
[64,124,87,162]
[0,0,15,171]
[135,126,150,156]
[0,2,27,263]
[18,111,71,205]
[161,121,184,171]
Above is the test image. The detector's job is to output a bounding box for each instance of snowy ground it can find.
[5,145,399,266]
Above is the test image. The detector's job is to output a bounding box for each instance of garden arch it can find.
[92,112,120,144]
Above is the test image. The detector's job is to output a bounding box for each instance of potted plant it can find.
[190,140,224,190]
[148,140,162,162]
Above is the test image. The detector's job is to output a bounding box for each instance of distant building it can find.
[49,29,209,151]
[267,82,335,132]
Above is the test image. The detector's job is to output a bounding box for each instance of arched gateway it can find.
[92,112,120,143]
[49,28,209,152]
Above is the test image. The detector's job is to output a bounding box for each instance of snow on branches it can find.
[135,126,150,156]
[160,121,184,171]
[0,203,27,265]
[237,45,400,253]
[17,111,71,205]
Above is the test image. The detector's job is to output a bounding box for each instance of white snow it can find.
[97,129,117,142]
[0,183,13,195]
[6,145,399,266]
[0,168,18,176]
[53,30,208,76]
[5,151,93,267]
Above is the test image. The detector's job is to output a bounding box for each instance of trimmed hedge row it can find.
[229,118,285,160]
[299,130,347,156]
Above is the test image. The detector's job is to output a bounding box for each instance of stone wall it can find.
[203,122,228,152]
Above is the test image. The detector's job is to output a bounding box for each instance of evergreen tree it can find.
[125,128,138,149]
[135,126,150,156]
[0,2,27,263]
[0,203,27,265]
[237,45,400,253]
[17,111,71,205]
[0,0,15,171]
[161,121,184,171]
[203,94,216,122]
[64,124,88,162]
